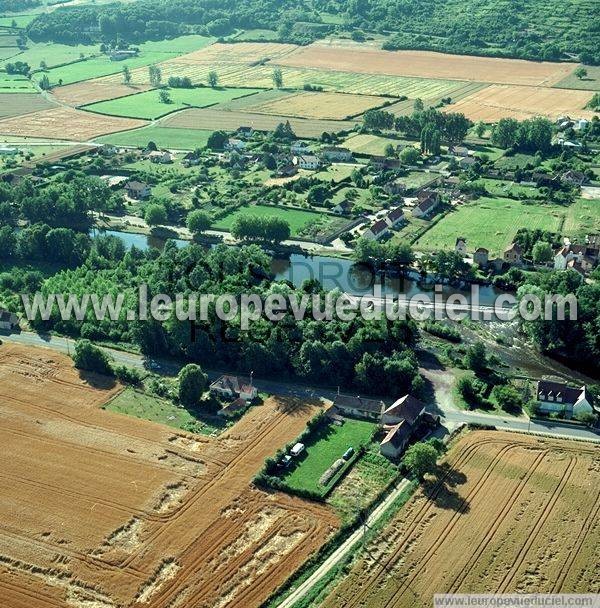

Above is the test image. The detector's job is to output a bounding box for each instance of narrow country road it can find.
[1,330,598,443]
[275,478,412,608]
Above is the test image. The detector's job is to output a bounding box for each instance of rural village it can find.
[0,0,599,607]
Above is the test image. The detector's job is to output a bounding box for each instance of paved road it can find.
[2,331,598,445]
[275,478,412,608]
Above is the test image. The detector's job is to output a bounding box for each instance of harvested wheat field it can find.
[244,90,387,119]
[163,107,358,138]
[0,107,148,141]
[52,80,153,107]
[172,41,299,65]
[322,431,600,608]
[0,343,337,608]
[275,44,577,87]
[444,85,597,121]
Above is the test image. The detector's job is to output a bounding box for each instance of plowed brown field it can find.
[275,44,577,87]
[322,431,600,607]
[0,344,337,608]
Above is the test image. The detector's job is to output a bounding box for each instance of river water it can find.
[94,229,506,305]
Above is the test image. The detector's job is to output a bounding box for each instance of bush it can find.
[72,339,113,376]
[423,321,461,342]
[113,364,142,385]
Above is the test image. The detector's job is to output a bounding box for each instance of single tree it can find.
[574,66,588,80]
[207,70,219,88]
[531,241,553,264]
[178,363,208,407]
[39,74,51,90]
[144,203,167,226]
[39,60,47,71]
[72,340,113,376]
[403,443,438,479]
[186,210,211,237]
[148,64,162,87]
[272,67,283,89]
[158,89,171,104]
[475,121,486,138]
[122,65,132,85]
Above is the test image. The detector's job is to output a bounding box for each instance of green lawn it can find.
[416,197,564,256]
[282,418,376,495]
[104,387,225,435]
[95,125,212,149]
[84,86,261,119]
[214,204,326,236]
[474,178,542,199]
[313,163,357,182]
[0,14,42,27]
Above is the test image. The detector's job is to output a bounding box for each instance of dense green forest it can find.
[21,0,600,63]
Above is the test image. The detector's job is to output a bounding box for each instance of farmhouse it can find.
[148,150,174,164]
[124,180,151,200]
[290,141,310,155]
[561,170,587,187]
[459,156,478,169]
[332,199,354,215]
[412,195,439,218]
[332,394,385,421]
[293,154,320,170]
[536,380,594,418]
[276,163,298,177]
[237,126,254,139]
[210,374,258,402]
[182,151,201,167]
[380,420,413,459]
[455,237,468,256]
[369,155,401,171]
[503,242,522,265]
[449,145,469,157]
[321,146,353,162]
[473,247,489,267]
[385,206,405,228]
[381,395,426,426]
[109,49,139,61]
[383,178,406,196]
[225,138,246,152]
[363,219,389,241]
[380,395,429,459]
[0,309,18,331]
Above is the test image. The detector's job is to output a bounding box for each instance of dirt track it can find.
[0,344,337,608]
[322,431,600,607]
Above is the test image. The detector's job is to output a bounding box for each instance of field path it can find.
[275,478,412,608]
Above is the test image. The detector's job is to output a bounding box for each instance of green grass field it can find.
[0,73,36,92]
[415,197,564,255]
[1,42,101,71]
[563,198,600,237]
[344,133,412,156]
[30,35,213,86]
[282,419,376,495]
[84,86,261,119]
[213,204,325,236]
[95,125,212,149]
[554,66,600,92]
[0,14,42,27]
[104,387,224,435]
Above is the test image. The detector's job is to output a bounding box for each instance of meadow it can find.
[281,418,376,496]
[0,73,36,91]
[214,204,327,236]
[563,198,600,237]
[84,86,262,119]
[95,125,212,149]
[415,197,563,255]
